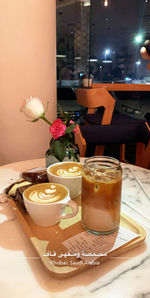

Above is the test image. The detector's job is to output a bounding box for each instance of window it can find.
[56,0,150,85]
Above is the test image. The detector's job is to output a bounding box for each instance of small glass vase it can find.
[45,144,80,168]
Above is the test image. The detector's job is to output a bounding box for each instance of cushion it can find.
[80,120,150,147]
[84,112,146,125]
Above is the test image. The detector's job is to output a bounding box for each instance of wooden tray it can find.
[8,196,146,279]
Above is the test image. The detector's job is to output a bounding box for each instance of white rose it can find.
[20,97,44,120]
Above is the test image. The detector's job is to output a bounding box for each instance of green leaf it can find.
[65,124,75,134]
[52,139,66,161]
[69,133,73,139]
[58,104,70,121]
[58,104,63,115]
[62,138,69,147]
[45,101,49,114]
[63,112,71,121]
[50,138,54,147]
[40,112,45,118]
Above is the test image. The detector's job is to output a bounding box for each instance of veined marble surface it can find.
[0,160,150,298]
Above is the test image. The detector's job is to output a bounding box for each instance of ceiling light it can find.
[56,55,67,58]
[74,57,81,60]
[89,59,98,62]
[104,0,108,7]
[102,60,112,63]
[83,0,91,7]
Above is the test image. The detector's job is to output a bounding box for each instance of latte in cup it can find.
[49,162,82,178]
[23,183,79,226]
[24,183,68,204]
[47,162,82,199]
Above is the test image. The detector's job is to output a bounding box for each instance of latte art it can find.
[24,183,68,204]
[49,162,82,178]
[29,185,59,203]
[56,167,81,177]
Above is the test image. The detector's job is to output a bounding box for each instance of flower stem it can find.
[41,115,52,126]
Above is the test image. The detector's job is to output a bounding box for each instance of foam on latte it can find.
[49,162,82,178]
[24,183,68,204]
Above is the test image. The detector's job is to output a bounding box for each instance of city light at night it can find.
[134,34,143,44]
[104,0,108,7]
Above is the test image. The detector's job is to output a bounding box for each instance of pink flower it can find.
[69,120,79,134]
[50,119,66,140]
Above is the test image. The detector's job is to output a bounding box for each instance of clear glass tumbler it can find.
[81,156,122,234]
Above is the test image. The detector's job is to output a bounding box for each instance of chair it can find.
[75,87,150,167]
[75,87,116,157]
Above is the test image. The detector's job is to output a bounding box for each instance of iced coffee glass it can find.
[82,156,122,234]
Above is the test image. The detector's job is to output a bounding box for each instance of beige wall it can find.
[0,0,56,165]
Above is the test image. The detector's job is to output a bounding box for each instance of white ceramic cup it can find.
[23,183,79,226]
[47,162,82,199]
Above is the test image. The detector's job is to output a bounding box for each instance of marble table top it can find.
[0,159,150,298]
